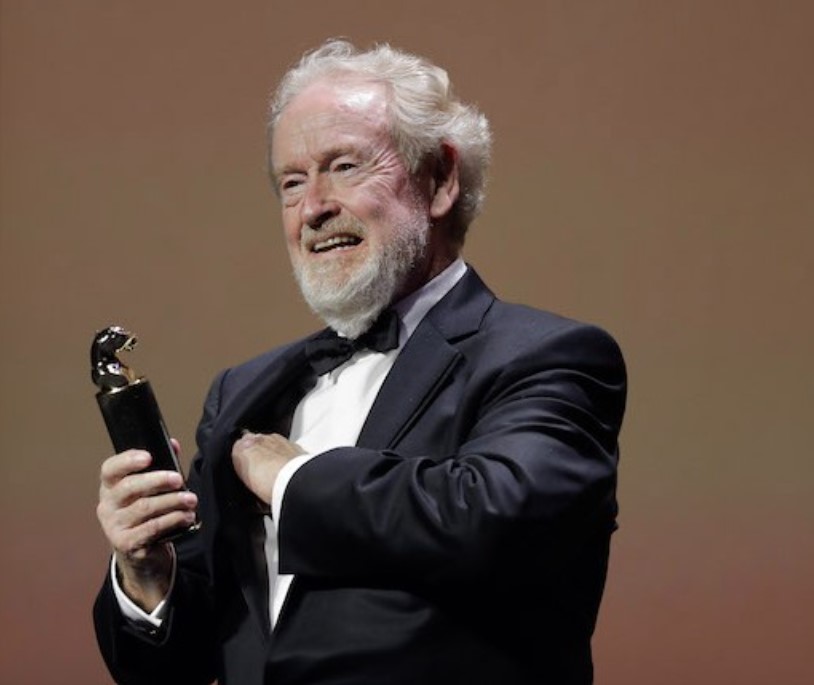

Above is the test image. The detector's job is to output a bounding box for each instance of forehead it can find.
[272,78,392,166]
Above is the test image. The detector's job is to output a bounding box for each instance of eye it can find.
[332,161,357,173]
[280,176,305,193]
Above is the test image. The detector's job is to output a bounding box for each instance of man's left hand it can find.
[231,432,306,503]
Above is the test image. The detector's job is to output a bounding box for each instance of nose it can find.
[301,174,340,229]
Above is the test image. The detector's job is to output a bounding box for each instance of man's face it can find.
[271,78,435,336]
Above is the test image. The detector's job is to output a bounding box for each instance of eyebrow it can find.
[272,164,304,181]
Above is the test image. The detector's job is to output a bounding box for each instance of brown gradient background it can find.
[1,1,812,683]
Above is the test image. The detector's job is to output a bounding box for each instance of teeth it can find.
[312,235,361,253]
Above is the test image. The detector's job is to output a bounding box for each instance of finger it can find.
[117,508,199,557]
[103,469,186,508]
[232,431,291,457]
[170,438,181,456]
[100,450,152,485]
[232,431,266,454]
[102,489,197,541]
[121,489,198,528]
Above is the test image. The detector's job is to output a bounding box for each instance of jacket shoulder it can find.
[487,298,622,348]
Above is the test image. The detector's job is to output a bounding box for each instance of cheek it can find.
[282,212,301,245]
[351,181,417,229]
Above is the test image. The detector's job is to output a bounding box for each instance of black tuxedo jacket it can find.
[95,268,627,685]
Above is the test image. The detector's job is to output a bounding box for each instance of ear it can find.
[429,143,461,220]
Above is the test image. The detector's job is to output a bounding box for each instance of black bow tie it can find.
[305,309,400,375]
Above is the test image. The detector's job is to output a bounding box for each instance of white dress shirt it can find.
[113,258,467,630]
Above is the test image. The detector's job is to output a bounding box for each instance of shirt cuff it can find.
[110,547,177,628]
[271,453,315,528]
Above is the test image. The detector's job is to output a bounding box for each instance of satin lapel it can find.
[356,267,495,449]
[205,340,316,640]
[357,323,460,449]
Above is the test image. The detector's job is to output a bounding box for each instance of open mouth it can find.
[311,235,363,253]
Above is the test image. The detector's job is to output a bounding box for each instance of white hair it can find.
[268,39,492,240]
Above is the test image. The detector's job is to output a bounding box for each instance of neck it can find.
[395,230,460,302]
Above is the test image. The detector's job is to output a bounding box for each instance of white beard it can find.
[293,214,429,338]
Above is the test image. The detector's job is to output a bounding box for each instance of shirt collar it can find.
[392,257,467,347]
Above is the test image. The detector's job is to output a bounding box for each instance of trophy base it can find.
[158,519,202,543]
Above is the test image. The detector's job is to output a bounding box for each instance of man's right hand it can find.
[96,446,198,612]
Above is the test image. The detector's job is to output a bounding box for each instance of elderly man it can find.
[94,39,626,685]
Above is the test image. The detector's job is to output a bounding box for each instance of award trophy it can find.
[91,325,200,536]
